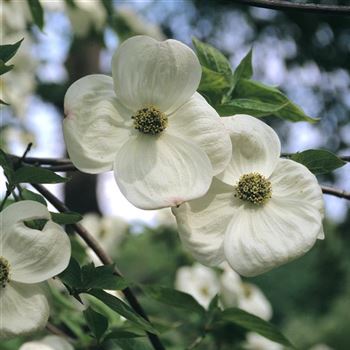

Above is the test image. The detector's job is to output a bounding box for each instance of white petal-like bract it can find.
[0,282,49,339]
[114,133,212,209]
[217,114,281,185]
[112,35,201,113]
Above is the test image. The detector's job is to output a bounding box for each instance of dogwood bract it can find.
[0,201,71,338]
[63,35,231,209]
[173,114,324,277]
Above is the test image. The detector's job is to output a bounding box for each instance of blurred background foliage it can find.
[1,0,349,349]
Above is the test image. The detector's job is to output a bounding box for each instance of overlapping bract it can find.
[0,201,71,338]
[63,35,232,210]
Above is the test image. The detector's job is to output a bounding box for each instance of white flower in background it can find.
[63,35,231,209]
[19,335,73,350]
[220,264,272,320]
[80,213,128,259]
[117,7,166,41]
[309,345,334,350]
[0,201,71,338]
[245,332,284,350]
[0,33,37,118]
[0,1,30,34]
[65,0,106,37]
[175,263,220,308]
[173,114,324,277]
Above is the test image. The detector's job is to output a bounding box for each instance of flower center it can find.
[235,172,272,205]
[0,256,10,288]
[132,106,168,135]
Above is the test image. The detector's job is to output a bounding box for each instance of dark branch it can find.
[31,183,165,350]
[9,154,72,166]
[232,0,350,15]
[321,185,350,200]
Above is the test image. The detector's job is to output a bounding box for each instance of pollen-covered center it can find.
[235,172,272,205]
[0,256,10,288]
[132,106,168,135]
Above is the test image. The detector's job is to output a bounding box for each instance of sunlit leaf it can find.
[290,149,346,175]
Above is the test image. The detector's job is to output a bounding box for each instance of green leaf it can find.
[59,257,82,289]
[232,79,317,123]
[50,211,82,225]
[0,59,14,76]
[87,289,156,334]
[192,37,232,77]
[0,99,9,105]
[144,286,206,315]
[231,49,253,91]
[290,149,346,175]
[14,166,69,184]
[217,98,286,117]
[22,189,47,206]
[0,150,15,184]
[81,264,129,290]
[0,39,24,63]
[105,329,145,340]
[108,338,152,350]
[199,66,232,93]
[84,307,108,342]
[27,0,45,30]
[220,308,294,348]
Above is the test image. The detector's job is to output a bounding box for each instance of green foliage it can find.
[50,211,82,225]
[21,188,47,205]
[219,308,295,348]
[192,38,316,123]
[59,258,128,292]
[289,149,346,175]
[84,307,109,342]
[13,166,69,184]
[87,289,156,334]
[27,0,45,30]
[144,286,206,316]
[0,38,23,77]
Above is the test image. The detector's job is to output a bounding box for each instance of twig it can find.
[31,183,165,350]
[46,322,74,341]
[9,154,72,166]
[232,0,350,15]
[321,185,350,200]
[187,333,206,350]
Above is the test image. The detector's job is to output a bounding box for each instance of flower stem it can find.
[31,183,165,350]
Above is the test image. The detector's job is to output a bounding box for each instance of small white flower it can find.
[173,114,324,277]
[220,264,272,320]
[175,263,220,309]
[19,335,73,350]
[0,201,71,339]
[63,35,231,210]
[65,0,107,38]
[80,213,128,262]
[245,332,284,350]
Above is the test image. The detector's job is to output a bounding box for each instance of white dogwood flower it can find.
[173,114,324,277]
[0,201,71,338]
[220,264,272,321]
[19,335,73,350]
[175,263,220,308]
[63,35,231,209]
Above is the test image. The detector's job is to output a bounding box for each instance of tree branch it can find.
[31,183,165,350]
[9,154,72,166]
[321,185,350,200]
[232,0,350,15]
[46,322,74,341]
